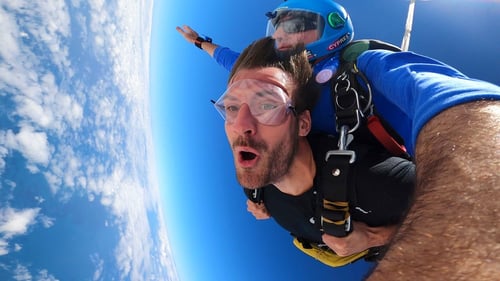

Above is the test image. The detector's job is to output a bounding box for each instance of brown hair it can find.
[228,37,320,114]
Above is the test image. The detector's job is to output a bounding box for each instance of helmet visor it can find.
[266,9,325,45]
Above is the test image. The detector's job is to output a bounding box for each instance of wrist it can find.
[368,225,398,246]
[194,36,212,50]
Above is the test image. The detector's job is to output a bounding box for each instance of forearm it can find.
[198,41,218,57]
[322,222,398,257]
[367,101,500,280]
[175,25,219,57]
[365,224,398,248]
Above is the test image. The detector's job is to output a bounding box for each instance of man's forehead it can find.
[229,67,294,96]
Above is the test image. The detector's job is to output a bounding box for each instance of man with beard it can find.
[214,36,500,279]
[215,36,416,265]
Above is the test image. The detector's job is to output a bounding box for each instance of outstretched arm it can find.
[367,100,500,280]
[176,25,219,57]
[175,25,240,72]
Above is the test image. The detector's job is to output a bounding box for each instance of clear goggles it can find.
[266,9,325,37]
[213,79,296,126]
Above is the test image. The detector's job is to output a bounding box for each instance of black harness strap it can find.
[320,40,409,239]
[319,46,365,237]
[320,125,356,237]
[320,142,354,237]
[244,187,264,203]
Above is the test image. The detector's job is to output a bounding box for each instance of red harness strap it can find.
[367,115,409,158]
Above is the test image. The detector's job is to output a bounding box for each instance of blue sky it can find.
[0,0,176,280]
[150,1,499,281]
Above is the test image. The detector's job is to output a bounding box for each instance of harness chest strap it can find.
[320,126,355,237]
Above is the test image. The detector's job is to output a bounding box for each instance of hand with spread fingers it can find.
[176,25,199,44]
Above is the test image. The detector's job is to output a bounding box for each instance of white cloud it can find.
[3,0,71,74]
[10,71,83,133]
[38,215,55,228]
[0,145,8,172]
[0,239,8,256]
[36,269,59,281]
[0,0,82,177]
[90,254,104,281]
[15,97,54,128]
[43,144,84,195]
[13,264,32,281]
[5,179,16,188]
[0,207,40,239]
[1,126,51,166]
[0,7,21,61]
[159,228,180,281]
[0,206,46,258]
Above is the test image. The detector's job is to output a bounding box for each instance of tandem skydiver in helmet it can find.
[264,0,356,134]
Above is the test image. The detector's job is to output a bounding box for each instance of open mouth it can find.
[236,148,259,168]
[277,46,292,51]
[240,151,257,161]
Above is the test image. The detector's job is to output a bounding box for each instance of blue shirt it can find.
[213,47,239,71]
[358,50,500,155]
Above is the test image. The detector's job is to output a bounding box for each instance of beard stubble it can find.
[234,121,299,189]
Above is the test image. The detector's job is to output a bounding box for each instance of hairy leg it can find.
[367,100,500,281]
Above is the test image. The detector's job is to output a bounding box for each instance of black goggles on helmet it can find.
[268,10,324,34]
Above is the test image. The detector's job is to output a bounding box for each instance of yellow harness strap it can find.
[292,237,369,267]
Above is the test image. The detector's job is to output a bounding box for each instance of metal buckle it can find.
[325,150,356,164]
[325,125,356,163]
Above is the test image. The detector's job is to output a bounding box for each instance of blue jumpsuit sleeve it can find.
[213,46,240,72]
[357,50,500,155]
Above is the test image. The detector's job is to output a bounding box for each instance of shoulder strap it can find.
[341,39,401,63]
[318,128,355,237]
[335,39,410,159]
[321,40,410,238]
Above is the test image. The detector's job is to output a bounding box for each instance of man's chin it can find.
[236,172,268,189]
